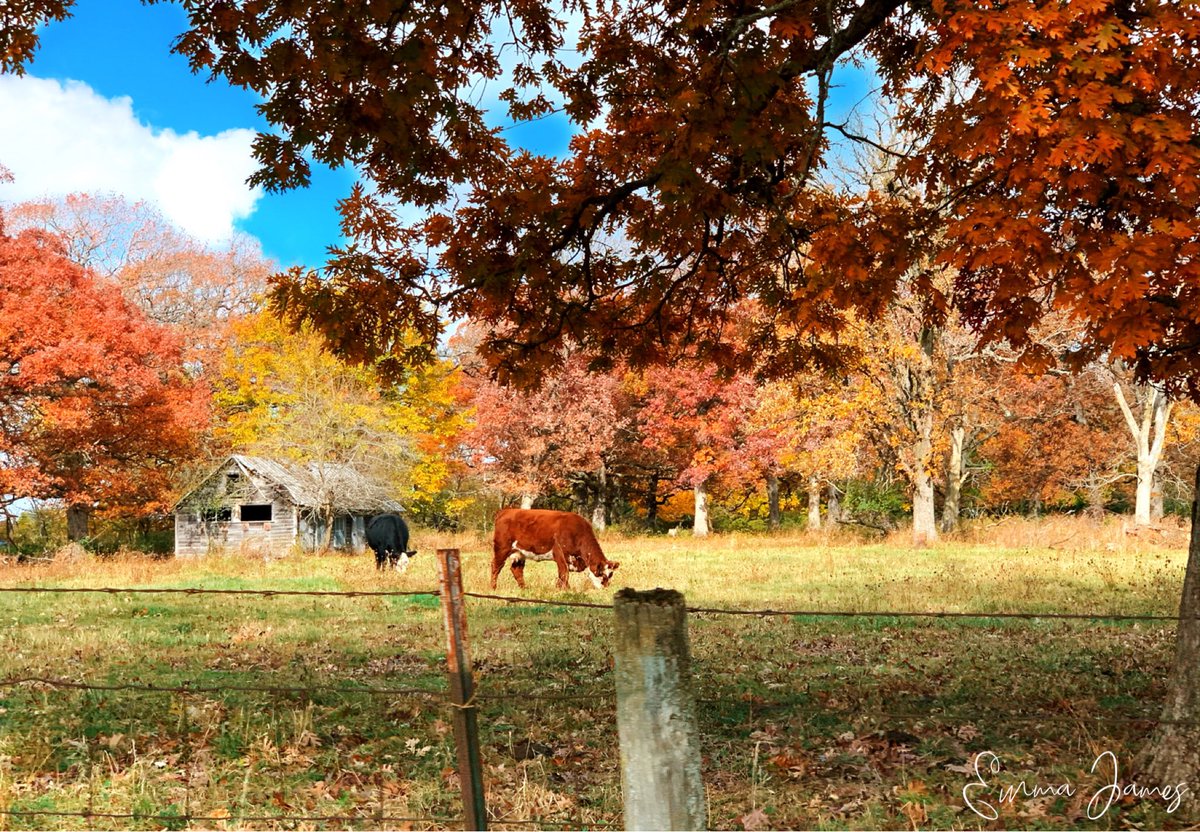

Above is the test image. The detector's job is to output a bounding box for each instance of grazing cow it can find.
[491,508,619,590]
[365,514,417,572]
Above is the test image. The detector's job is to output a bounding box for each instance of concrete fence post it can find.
[613,588,707,830]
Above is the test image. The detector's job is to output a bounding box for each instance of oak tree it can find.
[634,363,756,537]
[5,0,1200,781]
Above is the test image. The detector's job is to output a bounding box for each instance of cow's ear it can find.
[406,550,418,557]
[610,561,620,570]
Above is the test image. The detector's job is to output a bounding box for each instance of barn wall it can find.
[174,457,393,557]
[223,500,298,556]
[174,512,224,557]
[175,501,299,557]
[296,511,367,552]
[298,511,320,551]
[175,459,302,557]
[352,515,366,550]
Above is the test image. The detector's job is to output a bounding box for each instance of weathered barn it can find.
[173,455,402,557]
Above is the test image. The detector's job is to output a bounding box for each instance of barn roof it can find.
[175,454,404,513]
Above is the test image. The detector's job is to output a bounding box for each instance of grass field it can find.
[0,518,1196,830]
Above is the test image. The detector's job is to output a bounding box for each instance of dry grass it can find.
[0,516,1195,830]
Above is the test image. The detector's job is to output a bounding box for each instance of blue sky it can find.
[1,0,874,270]
[1,0,573,269]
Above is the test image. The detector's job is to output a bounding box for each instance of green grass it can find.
[0,521,1195,829]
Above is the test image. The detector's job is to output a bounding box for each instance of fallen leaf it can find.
[740,807,770,830]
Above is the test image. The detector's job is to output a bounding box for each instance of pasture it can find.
[0,520,1194,830]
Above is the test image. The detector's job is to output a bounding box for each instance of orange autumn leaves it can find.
[3,1,1199,398]
[896,0,1200,389]
[0,214,206,517]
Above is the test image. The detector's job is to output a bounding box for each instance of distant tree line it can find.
[1,192,1195,555]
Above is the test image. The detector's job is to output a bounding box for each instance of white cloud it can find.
[0,75,261,242]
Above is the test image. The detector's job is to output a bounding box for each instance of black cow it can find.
[365,514,417,572]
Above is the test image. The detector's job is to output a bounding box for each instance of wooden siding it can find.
[175,501,298,558]
[174,457,381,557]
[295,511,369,552]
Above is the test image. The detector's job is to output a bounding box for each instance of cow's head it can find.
[390,549,419,573]
[590,560,619,588]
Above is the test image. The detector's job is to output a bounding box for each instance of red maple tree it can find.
[0,214,208,538]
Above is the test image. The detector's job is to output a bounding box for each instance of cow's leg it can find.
[375,548,386,569]
[552,545,570,589]
[510,557,527,589]
[490,539,509,589]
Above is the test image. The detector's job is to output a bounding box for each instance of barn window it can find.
[240,504,273,522]
[200,507,232,522]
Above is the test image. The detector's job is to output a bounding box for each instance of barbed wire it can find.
[462,590,1191,622]
[0,585,441,598]
[476,688,616,702]
[489,818,620,829]
[3,579,1189,831]
[0,675,448,698]
[0,808,452,824]
[0,674,621,704]
[683,605,1191,622]
[0,584,1188,623]
[693,696,1200,727]
[464,591,611,610]
[0,807,618,828]
[489,688,1199,727]
[8,674,1184,727]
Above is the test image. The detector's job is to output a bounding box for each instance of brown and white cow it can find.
[490,508,619,590]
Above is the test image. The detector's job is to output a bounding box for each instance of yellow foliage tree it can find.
[214,311,469,535]
[746,373,880,531]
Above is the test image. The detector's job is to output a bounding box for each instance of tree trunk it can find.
[806,476,821,531]
[66,504,90,542]
[322,511,335,551]
[766,473,781,531]
[940,424,965,534]
[1084,474,1106,519]
[891,323,939,545]
[692,481,710,538]
[1139,463,1200,786]
[912,410,938,545]
[827,483,841,525]
[520,493,536,510]
[1136,461,1155,525]
[1114,382,1172,527]
[913,468,937,545]
[1152,471,1166,523]
[646,473,660,528]
[592,461,608,531]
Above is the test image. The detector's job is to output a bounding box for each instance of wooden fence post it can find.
[437,548,487,830]
[613,588,707,830]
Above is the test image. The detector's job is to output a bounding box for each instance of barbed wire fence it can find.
[0,548,1193,829]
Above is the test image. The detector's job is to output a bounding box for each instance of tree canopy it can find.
[7,0,1195,391]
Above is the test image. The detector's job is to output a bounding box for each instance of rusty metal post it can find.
[437,548,487,830]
